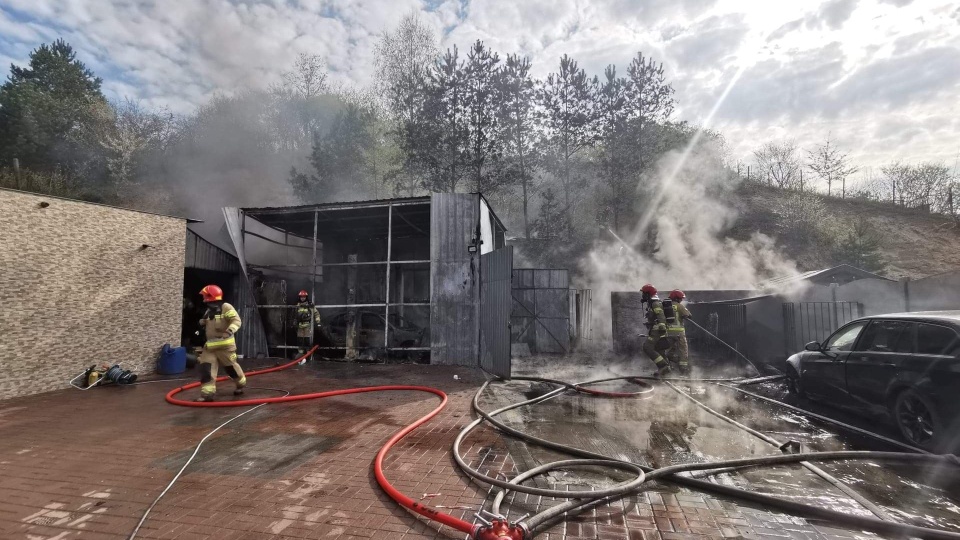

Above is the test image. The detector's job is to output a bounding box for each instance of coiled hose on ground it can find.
[156,348,960,540]
[455,374,960,540]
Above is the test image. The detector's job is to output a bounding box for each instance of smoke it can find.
[581,135,800,341]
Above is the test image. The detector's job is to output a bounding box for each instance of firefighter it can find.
[640,284,671,377]
[196,284,245,402]
[295,290,322,362]
[667,289,692,374]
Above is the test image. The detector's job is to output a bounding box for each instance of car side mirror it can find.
[804,341,822,352]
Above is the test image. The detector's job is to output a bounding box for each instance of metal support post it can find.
[311,211,318,348]
[385,204,392,348]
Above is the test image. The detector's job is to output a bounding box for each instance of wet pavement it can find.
[492,352,960,537]
[0,354,957,539]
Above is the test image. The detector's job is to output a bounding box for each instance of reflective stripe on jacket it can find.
[201,302,242,349]
[667,303,691,335]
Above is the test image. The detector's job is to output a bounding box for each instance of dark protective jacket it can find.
[644,296,668,336]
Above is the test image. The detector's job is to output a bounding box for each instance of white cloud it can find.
[0,0,957,167]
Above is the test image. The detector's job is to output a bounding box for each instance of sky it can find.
[1,0,958,177]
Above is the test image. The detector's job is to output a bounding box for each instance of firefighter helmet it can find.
[298,290,308,298]
[669,289,686,301]
[641,284,657,296]
[200,284,223,302]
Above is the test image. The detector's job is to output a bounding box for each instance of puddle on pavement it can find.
[484,369,960,535]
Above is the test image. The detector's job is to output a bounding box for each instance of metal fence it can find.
[511,269,570,354]
[783,301,863,354]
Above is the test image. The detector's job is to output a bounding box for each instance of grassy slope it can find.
[730,184,960,279]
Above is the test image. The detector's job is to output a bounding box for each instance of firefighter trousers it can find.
[642,334,668,369]
[199,347,246,397]
[668,334,690,367]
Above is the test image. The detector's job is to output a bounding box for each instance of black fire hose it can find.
[455,375,960,540]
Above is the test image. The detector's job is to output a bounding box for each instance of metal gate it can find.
[511,269,570,353]
[783,301,862,354]
[480,246,513,378]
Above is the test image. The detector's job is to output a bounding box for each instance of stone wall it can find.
[0,190,186,399]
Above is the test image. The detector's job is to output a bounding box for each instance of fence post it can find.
[900,277,911,312]
[830,283,839,329]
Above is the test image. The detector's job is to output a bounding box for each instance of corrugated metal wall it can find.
[185,229,240,273]
[480,246,513,377]
[430,193,481,366]
[512,269,570,353]
[222,208,270,359]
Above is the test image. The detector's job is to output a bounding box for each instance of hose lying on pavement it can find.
[161,348,480,538]
[457,375,960,540]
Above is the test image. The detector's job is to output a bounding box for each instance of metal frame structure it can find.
[240,198,433,355]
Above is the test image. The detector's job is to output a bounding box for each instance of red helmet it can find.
[298,290,308,298]
[669,289,685,301]
[200,284,223,302]
[641,284,657,296]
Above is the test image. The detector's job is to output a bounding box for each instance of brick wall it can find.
[0,190,186,399]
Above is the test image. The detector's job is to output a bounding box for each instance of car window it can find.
[824,321,867,352]
[916,323,958,355]
[855,320,912,353]
[329,314,347,328]
[361,313,382,329]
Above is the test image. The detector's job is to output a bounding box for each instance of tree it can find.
[0,39,109,184]
[405,47,470,193]
[807,134,859,197]
[880,161,912,206]
[282,54,328,98]
[754,141,801,189]
[373,13,438,196]
[595,65,635,233]
[538,55,598,240]
[374,13,438,124]
[532,188,566,239]
[624,52,675,173]
[496,54,538,239]
[832,216,885,273]
[464,40,503,193]
[97,99,176,198]
[291,104,376,202]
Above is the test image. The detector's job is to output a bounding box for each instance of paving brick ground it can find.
[0,359,876,540]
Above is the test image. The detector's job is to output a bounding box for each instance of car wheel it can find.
[894,389,942,451]
[786,366,805,397]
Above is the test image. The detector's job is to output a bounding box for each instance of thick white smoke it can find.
[581,136,801,342]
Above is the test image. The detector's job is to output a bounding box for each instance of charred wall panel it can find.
[430,193,480,366]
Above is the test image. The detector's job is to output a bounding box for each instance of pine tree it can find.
[497,54,538,239]
[537,55,598,240]
[464,40,503,194]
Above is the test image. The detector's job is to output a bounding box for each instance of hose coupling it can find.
[475,519,527,540]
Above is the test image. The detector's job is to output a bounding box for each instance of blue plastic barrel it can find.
[157,344,187,374]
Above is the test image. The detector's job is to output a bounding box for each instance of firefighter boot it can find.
[654,358,672,379]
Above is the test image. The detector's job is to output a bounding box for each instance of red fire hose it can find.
[165,347,479,537]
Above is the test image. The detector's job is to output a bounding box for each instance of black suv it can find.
[786,312,960,452]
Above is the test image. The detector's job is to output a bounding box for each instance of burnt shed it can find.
[222,193,511,368]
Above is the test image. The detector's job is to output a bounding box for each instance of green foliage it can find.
[0,39,108,180]
[831,216,885,273]
[291,104,377,202]
[773,191,835,248]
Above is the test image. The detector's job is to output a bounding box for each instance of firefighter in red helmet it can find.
[667,289,692,374]
[295,289,322,362]
[196,285,245,402]
[640,284,671,377]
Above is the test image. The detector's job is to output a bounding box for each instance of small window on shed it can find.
[916,324,957,355]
